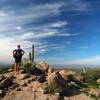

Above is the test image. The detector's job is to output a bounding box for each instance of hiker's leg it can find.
[17,62,21,72]
[15,58,18,72]
[18,57,22,72]
[14,63,17,72]
[16,63,18,72]
[17,62,20,72]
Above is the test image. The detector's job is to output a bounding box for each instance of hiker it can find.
[13,45,25,72]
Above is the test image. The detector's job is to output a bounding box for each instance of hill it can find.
[0,62,100,100]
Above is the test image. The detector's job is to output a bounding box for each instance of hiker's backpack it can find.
[13,49,23,58]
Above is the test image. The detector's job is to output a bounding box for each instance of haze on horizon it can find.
[0,0,100,65]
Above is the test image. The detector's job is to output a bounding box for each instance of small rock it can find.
[16,87,22,91]
[64,97,69,100]
[37,74,46,83]
[9,83,19,89]
[55,93,60,96]
[48,95,60,100]
[0,90,3,96]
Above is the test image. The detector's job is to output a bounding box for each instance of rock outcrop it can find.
[59,70,75,82]
[48,67,54,76]
[37,62,49,72]
[47,71,68,94]
[0,62,94,100]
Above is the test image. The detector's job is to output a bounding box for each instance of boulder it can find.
[37,74,46,83]
[48,67,54,76]
[37,62,49,72]
[59,70,75,82]
[47,71,68,94]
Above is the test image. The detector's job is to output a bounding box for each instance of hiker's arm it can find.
[13,50,15,55]
[22,50,25,55]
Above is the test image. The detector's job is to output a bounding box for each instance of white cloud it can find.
[50,21,68,27]
[61,0,89,12]
[57,33,80,36]
[16,26,22,30]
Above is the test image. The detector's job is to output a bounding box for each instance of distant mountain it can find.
[50,64,100,68]
[0,63,11,67]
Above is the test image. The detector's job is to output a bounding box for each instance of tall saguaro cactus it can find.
[32,44,34,63]
[29,52,32,63]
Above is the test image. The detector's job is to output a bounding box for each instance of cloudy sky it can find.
[0,0,100,65]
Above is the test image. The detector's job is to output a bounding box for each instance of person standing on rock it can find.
[13,45,25,72]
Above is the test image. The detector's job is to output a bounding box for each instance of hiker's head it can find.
[17,45,20,48]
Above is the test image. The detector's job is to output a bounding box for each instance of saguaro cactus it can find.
[29,52,32,63]
[32,44,34,63]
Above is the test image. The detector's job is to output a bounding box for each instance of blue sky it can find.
[0,0,100,65]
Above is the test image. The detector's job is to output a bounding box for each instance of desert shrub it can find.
[23,62,43,75]
[44,86,55,94]
[23,62,36,73]
[90,70,100,80]
[87,81,99,88]
[82,88,89,96]
[90,94,99,100]
[78,70,100,88]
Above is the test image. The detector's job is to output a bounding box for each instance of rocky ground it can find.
[0,62,99,100]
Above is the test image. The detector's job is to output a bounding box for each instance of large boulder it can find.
[48,67,54,76]
[59,70,75,82]
[37,62,49,72]
[47,71,68,94]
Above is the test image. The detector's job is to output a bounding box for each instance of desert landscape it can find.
[0,62,100,100]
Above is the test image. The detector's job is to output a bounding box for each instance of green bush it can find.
[82,88,89,96]
[79,70,100,88]
[23,62,36,73]
[44,86,55,94]
[90,94,99,100]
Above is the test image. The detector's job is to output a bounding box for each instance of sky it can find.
[0,0,100,65]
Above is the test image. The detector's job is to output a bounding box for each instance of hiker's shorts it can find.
[15,57,22,63]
